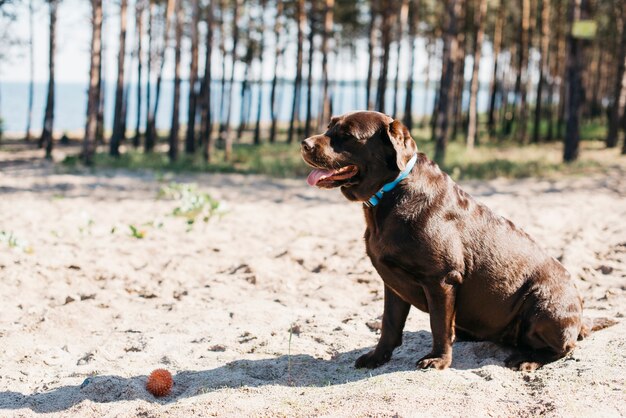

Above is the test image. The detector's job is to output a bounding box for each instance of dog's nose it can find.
[301,137,315,152]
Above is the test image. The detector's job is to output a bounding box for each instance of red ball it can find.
[146,369,173,397]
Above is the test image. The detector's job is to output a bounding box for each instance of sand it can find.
[0,149,625,417]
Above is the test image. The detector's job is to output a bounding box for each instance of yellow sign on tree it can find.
[572,20,597,39]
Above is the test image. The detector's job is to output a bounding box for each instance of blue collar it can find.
[364,153,418,208]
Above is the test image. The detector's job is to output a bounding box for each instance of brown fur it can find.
[301,111,612,371]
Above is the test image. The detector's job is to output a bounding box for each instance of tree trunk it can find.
[365,0,377,110]
[111,0,128,156]
[40,0,58,158]
[199,0,214,160]
[217,0,228,142]
[466,0,488,149]
[96,41,105,145]
[556,5,567,140]
[147,0,175,152]
[253,0,268,145]
[144,1,154,152]
[392,0,409,118]
[450,0,467,140]
[487,0,503,137]
[606,0,626,148]
[25,0,35,142]
[511,0,531,143]
[121,77,130,141]
[376,0,393,113]
[304,3,316,139]
[133,0,144,148]
[168,0,183,162]
[319,0,334,126]
[622,103,626,154]
[425,36,437,130]
[269,0,284,142]
[83,0,103,165]
[287,0,305,143]
[222,0,242,160]
[185,0,200,154]
[532,0,551,143]
[499,49,515,138]
[434,0,463,164]
[403,0,418,130]
[237,33,253,141]
[587,47,603,118]
[564,0,589,162]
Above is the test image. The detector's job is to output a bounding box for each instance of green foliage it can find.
[158,182,222,226]
[0,230,33,253]
[128,225,146,239]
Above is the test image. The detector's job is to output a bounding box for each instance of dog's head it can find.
[301,111,417,202]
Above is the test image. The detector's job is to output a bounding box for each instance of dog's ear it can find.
[384,119,418,170]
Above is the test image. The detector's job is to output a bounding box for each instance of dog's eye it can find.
[329,136,346,151]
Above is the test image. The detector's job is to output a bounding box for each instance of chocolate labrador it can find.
[301,111,612,371]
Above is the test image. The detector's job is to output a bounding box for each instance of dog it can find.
[301,111,613,371]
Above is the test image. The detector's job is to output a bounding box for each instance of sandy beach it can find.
[0,149,624,417]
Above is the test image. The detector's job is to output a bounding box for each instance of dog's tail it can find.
[578,317,619,340]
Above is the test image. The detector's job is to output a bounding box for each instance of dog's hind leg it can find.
[506,307,581,371]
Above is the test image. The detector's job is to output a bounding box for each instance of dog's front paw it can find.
[355,350,391,369]
[416,353,451,370]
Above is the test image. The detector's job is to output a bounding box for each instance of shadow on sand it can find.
[0,331,511,413]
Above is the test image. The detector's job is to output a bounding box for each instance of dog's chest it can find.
[364,225,430,310]
[363,208,452,282]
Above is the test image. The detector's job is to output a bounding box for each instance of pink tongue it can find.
[307,168,335,186]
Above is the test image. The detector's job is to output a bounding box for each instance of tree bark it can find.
[237,31,254,140]
[434,0,463,164]
[222,0,242,160]
[269,0,284,142]
[365,0,378,110]
[563,0,589,162]
[304,2,316,139]
[425,35,437,130]
[83,0,103,165]
[287,0,305,143]
[25,0,34,142]
[199,0,214,160]
[403,0,418,130]
[392,0,409,118]
[532,0,551,143]
[376,0,393,113]
[168,0,183,161]
[514,0,531,143]
[185,0,200,154]
[40,0,58,158]
[606,0,626,148]
[144,1,154,152]
[466,0,488,149]
[450,0,467,140]
[487,0,503,137]
[111,0,128,156]
[555,0,567,140]
[121,76,130,141]
[253,0,268,145]
[133,0,144,148]
[96,41,105,145]
[319,0,334,126]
